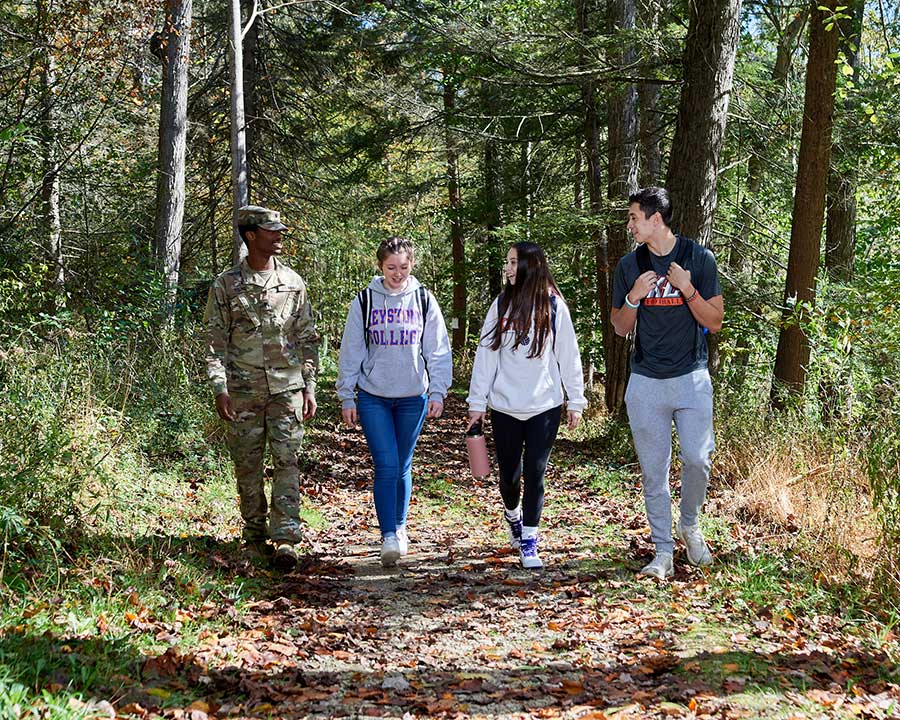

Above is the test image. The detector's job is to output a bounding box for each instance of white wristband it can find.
[624,295,640,309]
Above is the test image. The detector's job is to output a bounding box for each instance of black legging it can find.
[490,405,562,528]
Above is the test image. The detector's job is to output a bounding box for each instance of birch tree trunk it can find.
[154,0,192,313]
[242,0,259,201]
[229,0,249,266]
[772,0,840,405]
[38,0,64,305]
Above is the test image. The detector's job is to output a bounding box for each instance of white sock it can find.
[522,525,538,540]
[504,506,522,521]
[383,532,398,541]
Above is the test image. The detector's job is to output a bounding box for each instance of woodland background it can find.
[2,0,900,660]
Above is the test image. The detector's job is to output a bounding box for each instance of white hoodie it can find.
[467,293,587,420]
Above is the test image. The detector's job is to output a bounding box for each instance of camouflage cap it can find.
[238,205,288,231]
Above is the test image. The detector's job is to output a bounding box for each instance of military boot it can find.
[273,543,298,571]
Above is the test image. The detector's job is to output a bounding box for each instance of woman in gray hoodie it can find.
[337,237,452,567]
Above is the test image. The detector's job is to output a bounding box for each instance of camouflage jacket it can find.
[204,259,319,396]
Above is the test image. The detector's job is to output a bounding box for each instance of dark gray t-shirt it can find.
[612,235,721,379]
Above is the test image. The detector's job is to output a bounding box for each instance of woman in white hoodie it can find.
[466,241,586,569]
[337,237,452,567]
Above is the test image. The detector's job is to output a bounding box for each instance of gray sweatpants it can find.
[625,368,715,554]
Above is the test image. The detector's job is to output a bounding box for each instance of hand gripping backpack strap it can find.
[633,236,696,364]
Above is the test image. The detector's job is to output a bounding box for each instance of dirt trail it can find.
[133,397,900,719]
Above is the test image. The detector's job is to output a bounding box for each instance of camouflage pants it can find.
[226,389,305,543]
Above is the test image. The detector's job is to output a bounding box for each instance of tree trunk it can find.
[664,0,741,376]
[154,0,192,313]
[824,0,863,282]
[242,0,259,201]
[229,0,249,266]
[819,0,863,424]
[772,0,840,406]
[604,0,639,413]
[484,137,503,298]
[574,146,585,210]
[578,0,607,409]
[664,0,742,247]
[637,0,665,186]
[444,79,466,353]
[38,0,64,305]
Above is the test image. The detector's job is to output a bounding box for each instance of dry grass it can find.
[717,430,883,583]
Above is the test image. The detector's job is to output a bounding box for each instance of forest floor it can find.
[3,393,900,719]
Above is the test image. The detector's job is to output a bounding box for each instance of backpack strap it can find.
[550,293,558,351]
[417,286,429,348]
[635,243,652,274]
[358,288,371,349]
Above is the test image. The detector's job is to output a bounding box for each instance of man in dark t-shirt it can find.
[611,187,725,580]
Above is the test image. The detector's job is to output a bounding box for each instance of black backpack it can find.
[358,286,430,350]
[632,236,703,365]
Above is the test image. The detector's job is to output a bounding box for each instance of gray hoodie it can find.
[336,276,452,409]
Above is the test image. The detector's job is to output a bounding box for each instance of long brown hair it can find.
[486,242,561,359]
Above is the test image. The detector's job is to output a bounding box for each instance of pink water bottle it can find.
[466,419,491,479]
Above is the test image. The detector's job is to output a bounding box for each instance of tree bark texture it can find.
[229,0,249,266]
[484,137,503,298]
[604,0,639,413]
[38,0,64,303]
[154,0,191,310]
[444,80,466,353]
[242,0,259,201]
[664,0,742,247]
[637,0,665,186]
[578,0,607,407]
[824,0,863,282]
[772,0,840,404]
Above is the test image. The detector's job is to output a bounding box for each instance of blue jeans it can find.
[357,389,428,536]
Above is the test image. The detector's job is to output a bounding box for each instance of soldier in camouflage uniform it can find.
[204,205,319,570]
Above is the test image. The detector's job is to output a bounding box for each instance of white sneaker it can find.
[381,534,401,567]
[519,536,543,569]
[639,552,674,580]
[675,521,712,566]
[396,526,409,556]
